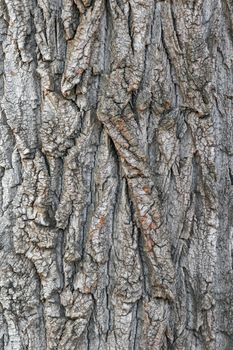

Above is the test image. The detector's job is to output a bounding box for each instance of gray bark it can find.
[0,0,232,349]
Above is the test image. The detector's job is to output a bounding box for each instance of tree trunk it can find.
[0,0,232,349]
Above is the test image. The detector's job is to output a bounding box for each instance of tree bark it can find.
[0,0,232,349]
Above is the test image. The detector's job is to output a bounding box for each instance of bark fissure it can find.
[0,0,232,349]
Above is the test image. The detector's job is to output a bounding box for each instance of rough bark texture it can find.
[0,0,232,349]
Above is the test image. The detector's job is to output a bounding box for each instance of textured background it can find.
[0,0,232,349]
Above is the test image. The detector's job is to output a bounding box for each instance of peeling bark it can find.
[0,0,232,349]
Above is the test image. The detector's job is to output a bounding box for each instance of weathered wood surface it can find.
[0,0,232,349]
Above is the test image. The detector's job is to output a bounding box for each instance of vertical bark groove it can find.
[0,0,232,349]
